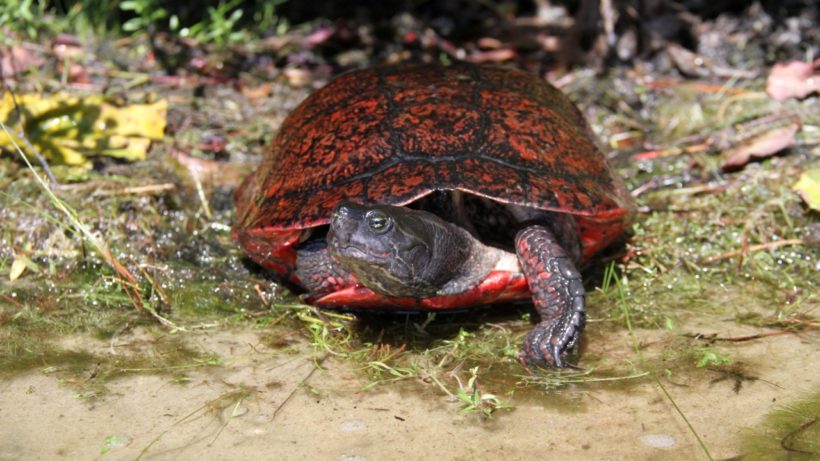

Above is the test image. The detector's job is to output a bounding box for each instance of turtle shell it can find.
[234,63,634,277]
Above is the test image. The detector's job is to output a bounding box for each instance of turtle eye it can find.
[365,210,392,234]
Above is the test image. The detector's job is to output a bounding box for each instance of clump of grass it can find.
[453,365,510,418]
[518,368,651,391]
[0,105,279,379]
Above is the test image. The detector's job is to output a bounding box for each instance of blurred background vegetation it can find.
[1,0,288,44]
[2,0,815,48]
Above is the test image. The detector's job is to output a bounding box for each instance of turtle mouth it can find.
[330,238,392,265]
[339,244,389,260]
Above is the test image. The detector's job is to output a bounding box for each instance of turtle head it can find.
[327,202,470,298]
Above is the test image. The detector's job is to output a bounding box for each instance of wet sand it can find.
[1,326,816,460]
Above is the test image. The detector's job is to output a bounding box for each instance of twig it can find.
[781,418,818,455]
[93,183,176,196]
[684,330,812,343]
[272,358,321,421]
[374,343,407,363]
[139,267,171,306]
[700,239,805,264]
[253,283,270,307]
[1,293,23,309]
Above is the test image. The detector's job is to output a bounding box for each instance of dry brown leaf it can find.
[720,122,800,171]
[305,26,335,47]
[240,82,274,102]
[667,44,711,78]
[283,68,314,87]
[477,37,503,49]
[766,59,820,101]
[0,44,44,78]
[468,48,516,63]
[171,150,244,187]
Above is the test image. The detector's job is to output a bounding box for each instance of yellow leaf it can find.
[0,92,167,169]
[9,254,27,281]
[793,168,820,211]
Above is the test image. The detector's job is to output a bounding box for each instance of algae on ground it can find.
[740,389,820,460]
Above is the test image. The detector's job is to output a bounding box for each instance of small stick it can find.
[1,293,23,309]
[781,418,818,455]
[700,239,805,264]
[93,183,176,196]
[685,330,811,343]
[272,358,321,421]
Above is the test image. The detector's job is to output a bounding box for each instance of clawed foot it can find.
[514,224,586,369]
[518,310,584,368]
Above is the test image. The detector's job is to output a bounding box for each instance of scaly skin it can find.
[294,243,359,297]
[515,225,585,367]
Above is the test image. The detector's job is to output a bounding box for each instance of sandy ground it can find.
[0,325,817,461]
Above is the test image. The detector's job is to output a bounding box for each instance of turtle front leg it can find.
[294,240,358,297]
[515,225,585,368]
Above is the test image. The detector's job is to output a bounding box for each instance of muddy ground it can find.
[0,326,817,460]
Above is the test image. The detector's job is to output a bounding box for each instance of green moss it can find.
[0,331,96,376]
[739,389,820,460]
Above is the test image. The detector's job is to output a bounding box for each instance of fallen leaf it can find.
[477,37,503,49]
[9,253,39,281]
[56,61,90,84]
[468,48,516,63]
[240,82,273,102]
[9,254,27,281]
[283,68,313,87]
[720,122,800,171]
[171,149,243,187]
[667,43,756,80]
[667,44,711,78]
[304,26,335,47]
[0,93,167,170]
[766,59,820,101]
[0,44,45,78]
[793,168,820,211]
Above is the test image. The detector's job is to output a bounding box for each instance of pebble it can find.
[339,419,367,432]
[340,455,366,461]
[639,433,676,449]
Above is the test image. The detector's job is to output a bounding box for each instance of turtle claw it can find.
[519,317,581,368]
[550,344,563,368]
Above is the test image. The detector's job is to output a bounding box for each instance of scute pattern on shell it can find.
[236,63,631,234]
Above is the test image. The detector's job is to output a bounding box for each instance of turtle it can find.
[233,62,634,367]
